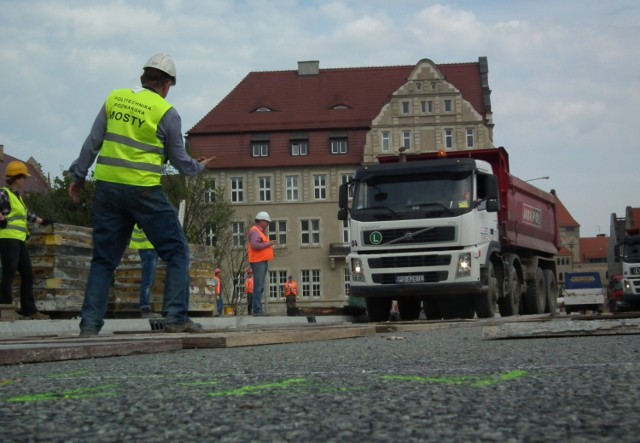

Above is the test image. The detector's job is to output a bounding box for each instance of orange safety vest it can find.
[247,225,274,263]
[284,281,297,296]
[245,277,254,294]
[213,276,221,296]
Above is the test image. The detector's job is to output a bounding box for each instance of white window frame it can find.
[285,175,299,201]
[340,173,354,199]
[300,219,320,246]
[269,220,287,246]
[258,176,272,202]
[251,142,269,157]
[444,129,453,149]
[301,269,321,297]
[402,130,411,150]
[231,221,245,247]
[466,128,475,149]
[330,139,348,154]
[313,174,327,200]
[230,177,244,203]
[344,268,351,297]
[381,131,390,152]
[291,141,308,156]
[203,178,216,204]
[268,270,288,299]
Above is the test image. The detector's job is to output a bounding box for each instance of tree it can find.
[24,173,94,227]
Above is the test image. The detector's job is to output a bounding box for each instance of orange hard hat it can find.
[5,161,30,177]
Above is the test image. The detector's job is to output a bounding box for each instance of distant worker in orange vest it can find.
[212,268,223,316]
[245,269,254,315]
[247,211,276,316]
[284,275,299,316]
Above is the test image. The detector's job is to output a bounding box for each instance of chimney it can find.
[0,144,3,160]
[298,60,319,76]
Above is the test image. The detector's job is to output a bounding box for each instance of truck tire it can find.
[423,297,442,320]
[397,297,421,321]
[365,298,392,322]
[543,269,558,313]
[475,262,498,318]
[498,265,520,317]
[524,268,546,314]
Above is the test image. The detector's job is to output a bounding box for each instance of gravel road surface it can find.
[1,322,638,442]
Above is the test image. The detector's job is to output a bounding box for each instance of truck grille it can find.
[368,255,451,269]
[372,271,448,284]
[363,226,455,246]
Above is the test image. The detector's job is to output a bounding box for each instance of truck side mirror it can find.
[338,183,349,209]
[486,199,499,212]
[338,208,348,221]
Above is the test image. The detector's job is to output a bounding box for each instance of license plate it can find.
[396,275,424,284]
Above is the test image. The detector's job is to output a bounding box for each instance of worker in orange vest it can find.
[284,275,299,316]
[245,269,254,315]
[213,268,222,316]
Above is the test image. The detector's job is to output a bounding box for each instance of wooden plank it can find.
[181,324,377,348]
[0,338,183,365]
[376,321,463,333]
[482,318,640,339]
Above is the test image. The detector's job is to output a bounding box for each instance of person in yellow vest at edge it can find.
[245,269,254,315]
[284,275,299,316]
[0,161,51,320]
[129,224,161,318]
[68,53,216,336]
[247,211,276,316]
[213,268,223,316]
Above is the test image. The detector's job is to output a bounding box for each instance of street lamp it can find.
[524,176,550,182]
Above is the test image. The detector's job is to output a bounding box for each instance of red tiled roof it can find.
[189,61,487,135]
[579,236,608,260]
[0,153,51,194]
[553,191,580,228]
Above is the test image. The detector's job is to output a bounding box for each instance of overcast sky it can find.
[1,0,638,237]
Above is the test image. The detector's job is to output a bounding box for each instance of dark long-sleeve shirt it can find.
[0,188,39,227]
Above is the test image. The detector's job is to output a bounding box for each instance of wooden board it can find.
[482,318,640,339]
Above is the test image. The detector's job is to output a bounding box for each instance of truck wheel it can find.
[423,297,442,320]
[365,298,392,322]
[498,265,520,317]
[543,269,558,314]
[476,262,498,318]
[397,297,421,321]
[524,268,546,314]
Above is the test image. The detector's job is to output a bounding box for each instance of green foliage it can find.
[24,174,94,227]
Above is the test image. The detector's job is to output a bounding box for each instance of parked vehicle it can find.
[608,207,640,311]
[338,147,560,322]
[562,272,605,314]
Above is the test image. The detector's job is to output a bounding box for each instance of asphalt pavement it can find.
[1,320,638,442]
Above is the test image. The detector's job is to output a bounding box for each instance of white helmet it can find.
[255,211,271,222]
[144,53,176,85]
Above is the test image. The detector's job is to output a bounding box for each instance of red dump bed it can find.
[378,147,559,256]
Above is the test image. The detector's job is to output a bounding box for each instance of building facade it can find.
[187,58,494,312]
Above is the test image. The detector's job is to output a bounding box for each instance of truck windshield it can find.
[352,172,473,221]
[622,238,640,263]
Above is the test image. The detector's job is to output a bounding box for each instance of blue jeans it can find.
[250,261,268,314]
[138,248,158,311]
[216,294,223,315]
[80,182,191,333]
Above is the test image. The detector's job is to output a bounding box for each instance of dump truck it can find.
[608,207,640,311]
[562,272,605,314]
[337,147,560,321]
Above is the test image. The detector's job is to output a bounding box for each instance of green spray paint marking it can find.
[5,384,119,403]
[210,378,307,397]
[382,370,528,388]
[0,379,17,387]
[180,380,219,386]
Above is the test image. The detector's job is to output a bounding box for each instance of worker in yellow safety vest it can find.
[129,224,161,318]
[0,161,52,320]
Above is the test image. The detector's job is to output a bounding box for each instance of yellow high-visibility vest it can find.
[129,224,154,250]
[0,188,28,241]
[94,87,172,186]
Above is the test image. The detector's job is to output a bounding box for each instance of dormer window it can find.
[251,133,270,157]
[331,104,350,110]
[254,106,273,112]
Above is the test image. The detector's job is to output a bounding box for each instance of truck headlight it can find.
[351,258,363,274]
[457,253,471,277]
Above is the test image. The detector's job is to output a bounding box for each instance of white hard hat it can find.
[255,211,271,222]
[144,53,176,85]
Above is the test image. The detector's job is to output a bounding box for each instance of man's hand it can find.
[198,156,216,168]
[69,181,85,203]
